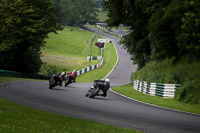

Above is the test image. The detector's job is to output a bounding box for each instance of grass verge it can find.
[112,84,200,115]
[77,42,117,82]
[0,78,141,133]
[0,77,23,84]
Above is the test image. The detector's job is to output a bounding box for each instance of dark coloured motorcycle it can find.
[85,79,110,98]
[85,82,100,98]
[49,74,61,89]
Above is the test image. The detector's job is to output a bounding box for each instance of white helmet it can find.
[105,78,110,82]
[91,86,94,89]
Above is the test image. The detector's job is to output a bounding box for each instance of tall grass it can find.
[131,57,200,105]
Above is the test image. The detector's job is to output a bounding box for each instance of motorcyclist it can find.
[58,72,66,86]
[86,78,110,97]
[67,70,77,83]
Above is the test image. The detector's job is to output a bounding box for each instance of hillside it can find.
[41,26,101,73]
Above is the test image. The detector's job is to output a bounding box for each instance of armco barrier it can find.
[133,80,181,98]
[0,59,103,79]
[87,56,102,60]
[96,25,123,37]
[76,59,103,76]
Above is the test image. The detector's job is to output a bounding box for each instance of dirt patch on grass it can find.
[41,53,100,68]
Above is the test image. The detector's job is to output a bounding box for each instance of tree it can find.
[54,0,77,25]
[177,0,200,57]
[54,0,98,26]
[104,0,200,68]
[0,0,62,73]
[104,0,152,68]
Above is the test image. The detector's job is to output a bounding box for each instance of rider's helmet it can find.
[105,78,110,83]
[72,70,77,75]
[72,70,76,73]
[90,85,94,89]
[60,72,66,79]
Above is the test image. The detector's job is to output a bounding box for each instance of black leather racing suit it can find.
[94,80,110,97]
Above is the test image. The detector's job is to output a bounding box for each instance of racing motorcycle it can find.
[85,79,110,98]
[85,81,101,98]
[49,74,61,89]
[64,73,76,87]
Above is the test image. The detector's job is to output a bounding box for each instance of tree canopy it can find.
[0,0,62,73]
[54,0,99,26]
[104,0,200,68]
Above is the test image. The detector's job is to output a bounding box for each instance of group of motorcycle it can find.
[49,71,76,89]
[49,71,110,98]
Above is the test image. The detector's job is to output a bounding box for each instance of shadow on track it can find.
[90,97,111,101]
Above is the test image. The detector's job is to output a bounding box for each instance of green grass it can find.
[43,26,100,57]
[112,84,200,115]
[42,25,118,82]
[0,77,23,84]
[77,42,117,82]
[0,77,45,84]
[41,26,101,72]
[97,11,107,22]
[0,98,141,133]
[0,77,141,133]
[0,26,138,132]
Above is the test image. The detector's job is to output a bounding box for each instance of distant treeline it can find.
[54,0,100,26]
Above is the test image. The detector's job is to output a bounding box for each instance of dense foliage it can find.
[132,57,200,104]
[54,0,99,26]
[39,63,59,77]
[104,0,200,104]
[104,0,200,68]
[0,0,62,73]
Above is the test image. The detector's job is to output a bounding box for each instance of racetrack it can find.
[0,29,200,133]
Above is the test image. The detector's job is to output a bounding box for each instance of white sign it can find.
[97,39,111,43]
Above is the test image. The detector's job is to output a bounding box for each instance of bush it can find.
[39,63,59,77]
[175,78,200,105]
[132,57,176,83]
[132,57,200,105]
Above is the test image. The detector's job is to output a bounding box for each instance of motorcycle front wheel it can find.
[49,77,56,89]
[89,87,100,98]
[65,79,70,87]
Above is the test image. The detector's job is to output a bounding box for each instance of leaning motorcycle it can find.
[64,73,75,87]
[85,81,101,98]
[49,74,61,89]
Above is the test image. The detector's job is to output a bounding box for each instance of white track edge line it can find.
[110,88,200,116]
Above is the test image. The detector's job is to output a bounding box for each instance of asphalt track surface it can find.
[0,28,200,133]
